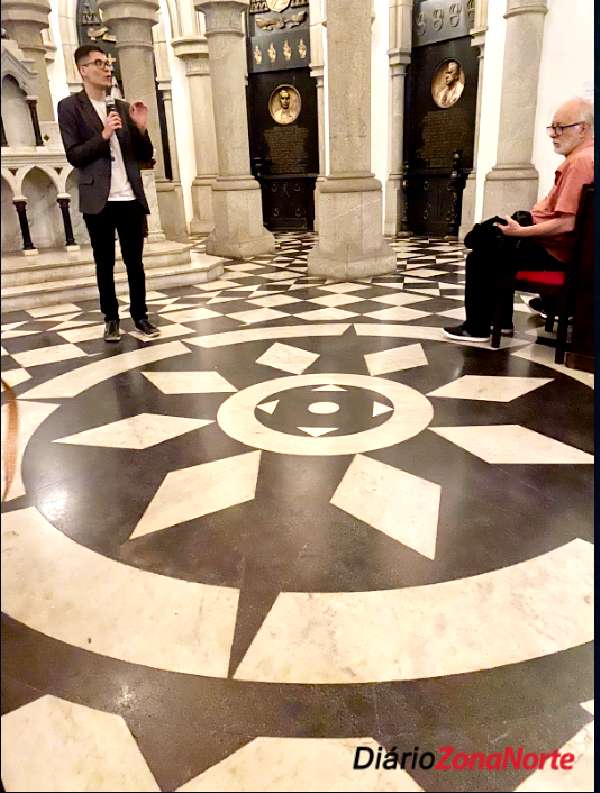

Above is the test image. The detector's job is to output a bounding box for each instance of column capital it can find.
[171,35,209,60]
[1,0,50,32]
[388,47,410,70]
[309,63,324,80]
[470,26,487,50]
[504,0,548,19]
[195,0,247,37]
[97,0,159,29]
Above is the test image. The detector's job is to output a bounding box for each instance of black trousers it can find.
[83,200,148,321]
[464,233,565,335]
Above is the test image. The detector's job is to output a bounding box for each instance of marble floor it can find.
[1,232,593,792]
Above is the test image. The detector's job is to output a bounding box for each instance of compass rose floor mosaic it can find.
[1,232,593,792]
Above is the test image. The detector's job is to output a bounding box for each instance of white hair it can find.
[576,97,594,129]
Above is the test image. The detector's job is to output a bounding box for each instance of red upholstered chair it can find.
[491,183,594,364]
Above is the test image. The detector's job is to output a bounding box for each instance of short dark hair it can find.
[74,44,106,68]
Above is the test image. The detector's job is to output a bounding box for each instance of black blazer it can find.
[57,90,154,215]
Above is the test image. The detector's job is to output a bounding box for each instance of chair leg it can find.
[491,291,508,349]
[544,312,556,332]
[555,308,570,364]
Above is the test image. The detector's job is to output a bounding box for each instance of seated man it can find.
[444,97,594,342]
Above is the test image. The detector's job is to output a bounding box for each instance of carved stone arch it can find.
[21,165,63,248]
[0,168,19,195]
[0,45,37,95]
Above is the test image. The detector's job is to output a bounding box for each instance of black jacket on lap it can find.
[464,211,534,251]
[57,90,153,215]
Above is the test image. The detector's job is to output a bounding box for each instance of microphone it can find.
[106,97,117,115]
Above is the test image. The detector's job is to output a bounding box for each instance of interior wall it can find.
[1,178,23,252]
[47,2,71,110]
[22,169,64,249]
[1,77,37,147]
[371,0,390,229]
[533,0,594,199]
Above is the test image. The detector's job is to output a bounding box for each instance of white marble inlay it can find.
[1,696,160,793]
[373,402,393,417]
[248,294,299,308]
[27,303,82,317]
[13,343,89,369]
[332,455,439,559]
[177,737,423,792]
[49,318,96,332]
[235,539,593,683]
[160,306,221,323]
[56,413,212,450]
[428,375,554,402]
[369,293,430,307]
[404,268,449,278]
[128,323,194,341]
[364,344,428,376]
[431,424,593,464]
[257,400,279,414]
[132,451,261,539]
[316,283,369,294]
[295,307,359,321]
[1,508,239,676]
[1,328,39,340]
[218,374,433,456]
[581,700,594,715]
[187,324,351,349]
[194,280,239,291]
[2,321,26,330]
[143,370,237,394]
[227,308,289,324]
[511,344,594,389]
[56,324,106,343]
[314,385,346,392]
[20,341,190,400]
[354,324,528,350]
[298,426,337,437]
[308,401,340,415]
[1,400,58,500]
[0,345,7,356]
[364,307,431,322]
[0,368,31,387]
[307,293,364,308]
[256,343,319,375]
[435,306,467,321]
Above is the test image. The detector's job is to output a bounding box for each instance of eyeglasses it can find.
[545,122,585,136]
[81,59,112,70]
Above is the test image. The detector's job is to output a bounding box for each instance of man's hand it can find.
[101,111,122,140]
[494,215,523,237]
[129,100,148,132]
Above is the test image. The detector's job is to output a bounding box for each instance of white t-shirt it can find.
[90,98,136,201]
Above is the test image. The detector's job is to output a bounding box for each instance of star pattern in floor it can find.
[1,232,593,792]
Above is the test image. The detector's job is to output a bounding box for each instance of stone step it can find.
[1,252,225,312]
[1,242,197,287]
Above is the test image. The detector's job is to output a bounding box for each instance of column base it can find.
[141,171,166,243]
[156,180,189,242]
[205,178,275,259]
[65,244,81,252]
[23,248,39,257]
[384,176,403,237]
[190,176,216,234]
[458,172,477,241]
[308,177,396,280]
[482,164,539,219]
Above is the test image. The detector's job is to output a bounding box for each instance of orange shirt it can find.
[531,139,594,262]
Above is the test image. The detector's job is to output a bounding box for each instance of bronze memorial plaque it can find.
[264,125,309,173]
[268,84,302,125]
[431,59,464,109]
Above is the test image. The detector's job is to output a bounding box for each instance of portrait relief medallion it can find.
[268,84,301,125]
[431,59,465,109]
[266,0,291,11]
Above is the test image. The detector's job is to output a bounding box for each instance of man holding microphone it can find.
[58,45,160,341]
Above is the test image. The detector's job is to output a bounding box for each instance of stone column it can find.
[13,196,37,254]
[1,0,54,120]
[26,96,43,146]
[384,0,412,237]
[309,0,326,230]
[482,0,548,218]
[195,0,274,258]
[57,195,80,250]
[458,14,486,239]
[172,36,218,234]
[308,0,395,279]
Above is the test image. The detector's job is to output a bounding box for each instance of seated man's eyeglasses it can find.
[545,121,585,136]
[81,58,112,70]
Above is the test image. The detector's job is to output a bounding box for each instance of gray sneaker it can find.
[104,319,120,343]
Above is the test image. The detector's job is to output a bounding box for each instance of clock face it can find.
[266,0,291,11]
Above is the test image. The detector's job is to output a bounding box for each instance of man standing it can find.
[58,45,160,342]
[444,97,594,342]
